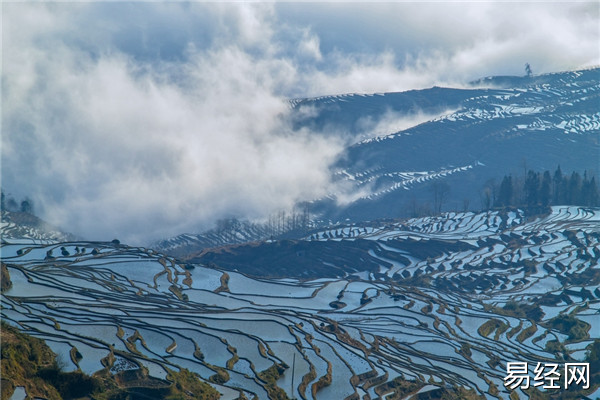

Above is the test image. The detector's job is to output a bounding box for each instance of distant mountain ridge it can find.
[310,68,599,223]
[154,68,599,257]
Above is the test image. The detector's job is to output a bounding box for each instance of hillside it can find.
[0,322,221,400]
[2,206,599,399]
[298,68,599,223]
[153,68,599,259]
[1,210,76,244]
[2,69,599,400]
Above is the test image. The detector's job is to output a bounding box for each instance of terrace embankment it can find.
[2,206,599,399]
[0,322,220,400]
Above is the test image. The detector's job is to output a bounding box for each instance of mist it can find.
[2,2,598,244]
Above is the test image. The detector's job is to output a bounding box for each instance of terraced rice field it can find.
[1,206,599,399]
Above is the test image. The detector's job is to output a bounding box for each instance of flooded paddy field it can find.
[2,206,599,399]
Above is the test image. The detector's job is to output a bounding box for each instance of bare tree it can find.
[430,181,450,214]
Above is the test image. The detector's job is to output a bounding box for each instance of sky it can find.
[2,2,599,244]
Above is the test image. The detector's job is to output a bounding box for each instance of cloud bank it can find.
[2,2,598,244]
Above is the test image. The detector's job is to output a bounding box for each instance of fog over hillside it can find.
[2,4,600,399]
[2,2,599,244]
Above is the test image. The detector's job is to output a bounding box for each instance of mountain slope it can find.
[154,68,599,258]
[2,206,599,399]
[1,210,76,244]
[151,219,274,258]
[300,68,599,223]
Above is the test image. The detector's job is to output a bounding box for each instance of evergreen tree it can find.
[540,171,551,207]
[559,173,570,205]
[568,172,581,204]
[582,173,600,206]
[6,197,18,212]
[581,172,590,206]
[525,170,540,207]
[20,198,33,214]
[589,177,599,206]
[491,166,596,209]
[553,166,563,204]
[496,175,513,207]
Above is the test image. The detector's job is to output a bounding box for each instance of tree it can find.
[300,203,310,231]
[430,181,450,214]
[540,171,551,207]
[568,171,582,204]
[5,196,17,212]
[481,188,492,209]
[559,173,570,205]
[582,174,600,206]
[20,198,34,214]
[590,177,599,206]
[481,179,497,210]
[496,175,513,207]
[524,170,540,207]
[553,166,563,204]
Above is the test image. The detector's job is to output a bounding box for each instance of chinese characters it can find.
[504,362,590,391]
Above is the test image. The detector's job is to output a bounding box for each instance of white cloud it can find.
[354,108,459,143]
[2,2,598,244]
[277,2,599,93]
[2,3,343,244]
[297,29,323,62]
